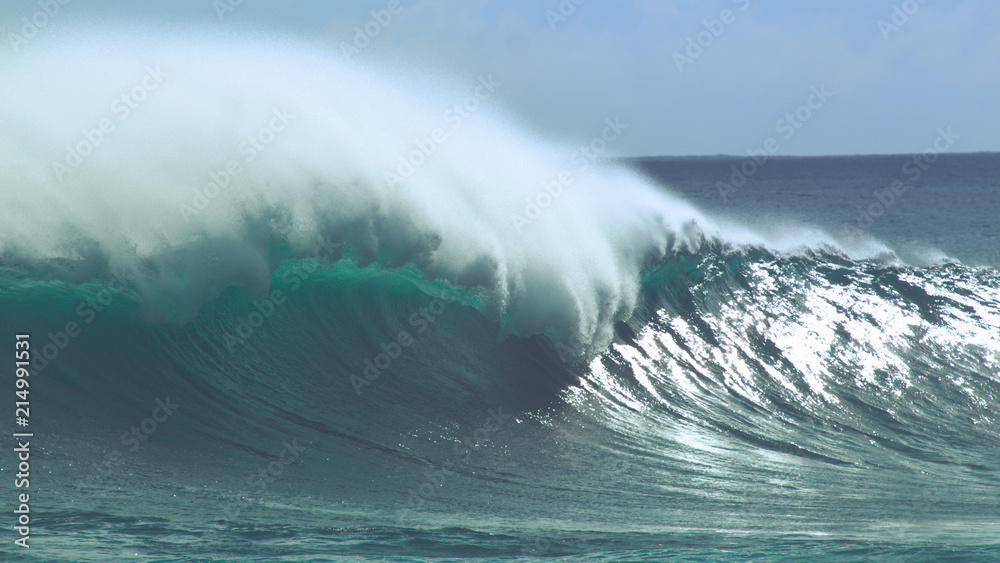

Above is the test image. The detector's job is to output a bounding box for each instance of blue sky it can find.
[3,0,998,156]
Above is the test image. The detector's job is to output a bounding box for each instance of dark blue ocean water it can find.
[2,153,999,562]
[629,153,1000,267]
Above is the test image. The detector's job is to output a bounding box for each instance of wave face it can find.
[5,247,1000,561]
[2,29,1000,563]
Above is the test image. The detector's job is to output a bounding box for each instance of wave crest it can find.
[0,27,716,346]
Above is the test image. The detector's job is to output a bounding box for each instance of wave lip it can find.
[0,26,727,346]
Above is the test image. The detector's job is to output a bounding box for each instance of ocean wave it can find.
[1,27,727,349]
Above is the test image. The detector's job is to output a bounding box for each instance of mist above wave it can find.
[1,27,739,348]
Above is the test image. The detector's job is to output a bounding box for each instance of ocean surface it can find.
[2,34,1000,562]
[2,152,999,562]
